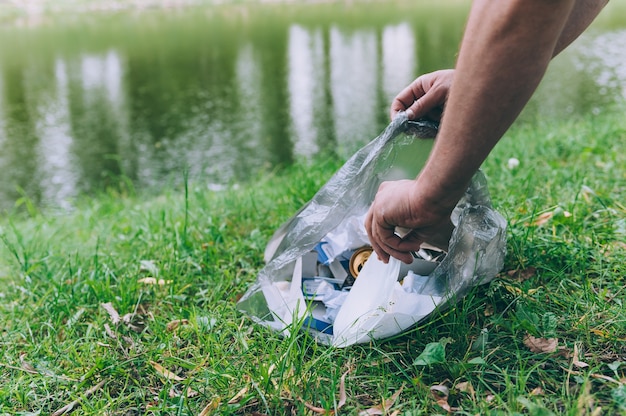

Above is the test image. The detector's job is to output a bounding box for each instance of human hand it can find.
[390,69,454,121]
[364,179,455,264]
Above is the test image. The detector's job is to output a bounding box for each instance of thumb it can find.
[407,88,446,120]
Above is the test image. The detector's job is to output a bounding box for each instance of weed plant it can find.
[0,107,625,414]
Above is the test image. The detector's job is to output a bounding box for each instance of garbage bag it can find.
[237,113,507,347]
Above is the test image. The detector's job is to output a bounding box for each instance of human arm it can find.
[390,0,609,122]
[367,0,608,264]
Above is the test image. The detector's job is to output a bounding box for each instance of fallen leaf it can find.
[581,185,596,203]
[430,384,459,413]
[103,323,117,339]
[562,367,582,376]
[504,284,523,296]
[590,328,610,338]
[198,397,220,416]
[302,402,329,414]
[51,380,106,416]
[590,373,620,384]
[358,386,404,416]
[456,381,475,401]
[573,344,589,368]
[166,319,190,332]
[532,212,553,226]
[337,370,349,410]
[530,387,545,396]
[228,385,249,404]
[149,361,185,382]
[523,334,558,353]
[186,387,200,398]
[506,267,537,282]
[363,357,394,367]
[301,369,350,415]
[19,353,38,374]
[101,302,121,325]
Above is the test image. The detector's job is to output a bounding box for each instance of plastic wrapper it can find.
[237,113,507,347]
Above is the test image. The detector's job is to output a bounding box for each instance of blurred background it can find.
[0,0,624,212]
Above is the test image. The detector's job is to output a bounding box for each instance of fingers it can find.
[408,88,445,119]
[390,70,454,121]
[365,206,391,263]
[365,206,419,265]
[390,80,426,120]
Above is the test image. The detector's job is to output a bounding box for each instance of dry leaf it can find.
[101,302,121,325]
[103,323,117,339]
[228,386,249,404]
[149,361,185,382]
[303,402,329,414]
[573,344,589,368]
[506,267,537,282]
[430,384,459,413]
[51,380,106,416]
[523,334,558,353]
[530,387,545,396]
[19,353,38,374]
[337,370,349,410]
[358,386,404,416]
[166,319,189,332]
[456,381,475,400]
[198,397,220,416]
[186,387,199,398]
[562,367,582,376]
[301,369,350,415]
[532,212,553,226]
[590,373,620,384]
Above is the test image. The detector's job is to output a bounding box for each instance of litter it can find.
[237,113,507,347]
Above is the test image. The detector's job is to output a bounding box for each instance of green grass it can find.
[1,106,625,415]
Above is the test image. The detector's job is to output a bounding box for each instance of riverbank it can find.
[1,0,458,26]
[1,108,625,413]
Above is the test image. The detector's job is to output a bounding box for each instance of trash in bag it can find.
[237,113,507,347]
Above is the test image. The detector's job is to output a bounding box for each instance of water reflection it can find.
[37,59,75,210]
[0,6,624,212]
[382,23,416,105]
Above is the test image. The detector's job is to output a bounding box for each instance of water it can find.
[0,2,624,212]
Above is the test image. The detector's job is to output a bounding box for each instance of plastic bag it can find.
[237,113,507,347]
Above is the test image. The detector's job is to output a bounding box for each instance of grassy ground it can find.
[0,106,625,415]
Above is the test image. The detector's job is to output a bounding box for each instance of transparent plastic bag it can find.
[237,113,507,346]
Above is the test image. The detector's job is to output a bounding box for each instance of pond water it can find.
[0,1,625,211]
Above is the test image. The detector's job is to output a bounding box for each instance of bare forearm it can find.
[554,0,608,56]
[369,0,609,262]
[415,0,577,209]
